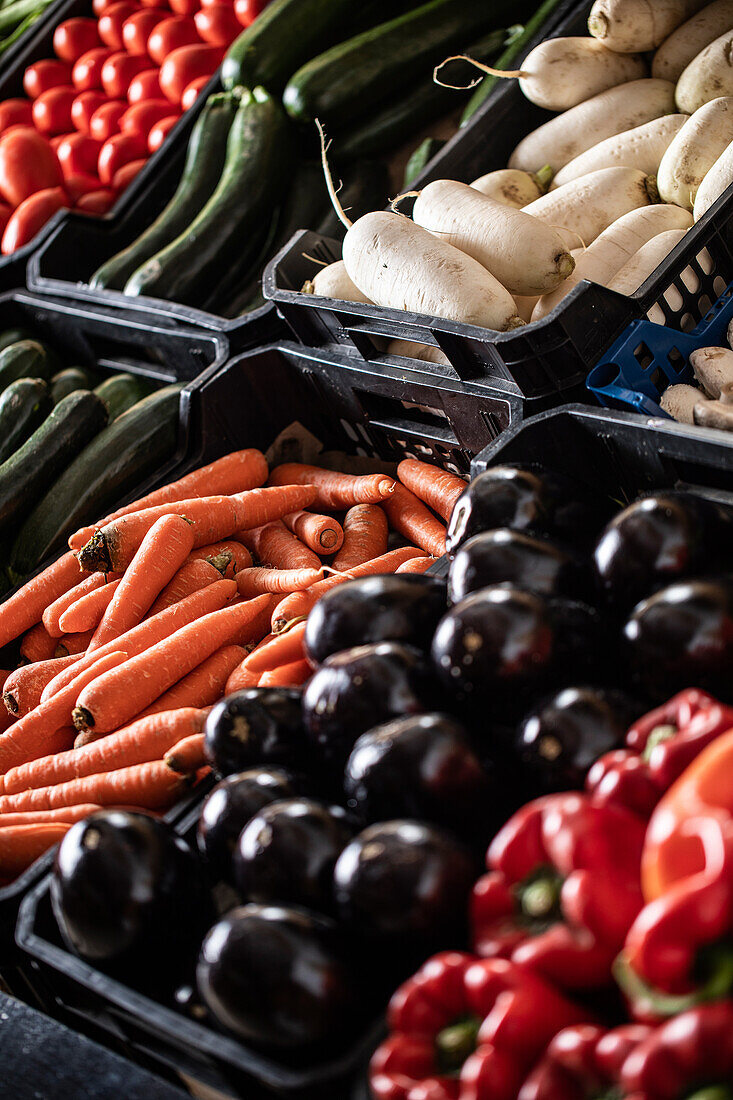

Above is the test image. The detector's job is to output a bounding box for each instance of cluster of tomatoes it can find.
[0,0,265,255]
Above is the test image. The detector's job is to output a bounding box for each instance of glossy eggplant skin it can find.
[302,642,436,770]
[593,493,733,612]
[51,811,211,986]
[197,904,358,1051]
[515,686,642,794]
[304,573,447,666]
[234,798,354,914]
[197,768,300,880]
[448,528,591,604]
[204,688,305,779]
[624,577,733,702]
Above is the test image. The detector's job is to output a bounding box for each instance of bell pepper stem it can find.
[641,723,677,762]
[435,1017,481,1074]
[516,867,564,923]
[685,1089,733,1100]
[614,944,733,1018]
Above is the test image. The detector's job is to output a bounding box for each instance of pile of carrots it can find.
[0,446,467,881]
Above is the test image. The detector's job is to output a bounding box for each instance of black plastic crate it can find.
[263,0,733,400]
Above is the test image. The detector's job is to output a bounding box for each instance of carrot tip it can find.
[71,705,93,732]
[319,531,337,549]
[77,533,112,574]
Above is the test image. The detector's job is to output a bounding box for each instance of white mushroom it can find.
[689,346,733,397]
[660,383,701,422]
[693,382,733,430]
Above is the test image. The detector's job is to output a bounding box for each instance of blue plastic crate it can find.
[587,280,733,417]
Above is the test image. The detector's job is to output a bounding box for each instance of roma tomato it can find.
[127,69,162,104]
[119,100,174,137]
[159,44,222,105]
[147,114,177,152]
[0,204,11,237]
[1,187,68,254]
[139,0,168,8]
[121,9,165,54]
[180,75,207,110]
[233,0,268,27]
[89,101,126,141]
[93,0,115,15]
[53,18,101,62]
[111,157,146,191]
[72,48,113,91]
[63,173,103,203]
[70,90,107,132]
[55,133,102,177]
[98,2,139,49]
[101,53,150,99]
[170,0,198,13]
[147,17,200,65]
[23,60,73,99]
[98,132,146,185]
[0,128,62,207]
[194,4,239,45]
[0,100,33,133]
[75,188,116,213]
[31,86,76,136]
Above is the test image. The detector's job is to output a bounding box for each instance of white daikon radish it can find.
[652,0,733,81]
[496,37,646,110]
[587,0,708,53]
[658,97,733,208]
[387,339,450,365]
[531,205,693,320]
[341,212,523,332]
[675,31,733,113]
[551,115,687,188]
[694,142,733,219]
[305,260,372,303]
[608,228,688,293]
[471,168,551,207]
[509,79,676,173]
[689,346,733,396]
[412,180,574,297]
[660,383,701,422]
[522,167,657,248]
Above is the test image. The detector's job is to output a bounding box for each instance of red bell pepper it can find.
[620,1002,733,1099]
[518,1023,652,1100]
[587,690,733,819]
[369,952,590,1100]
[471,793,645,989]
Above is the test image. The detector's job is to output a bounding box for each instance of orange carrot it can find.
[244,621,307,674]
[235,567,322,599]
[0,760,188,814]
[242,520,321,571]
[3,655,81,717]
[258,659,312,688]
[58,579,121,634]
[396,556,437,575]
[73,595,273,734]
[139,644,245,716]
[41,580,237,703]
[0,823,70,876]
[146,559,221,618]
[225,661,261,694]
[397,460,467,522]
[332,505,389,571]
[89,514,195,651]
[189,541,252,576]
[69,449,270,549]
[165,733,205,774]
[1,708,208,796]
[382,483,447,558]
[270,464,395,509]
[0,804,103,827]
[270,546,423,632]
[42,573,112,638]
[20,622,57,663]
[78,486,319,574]
[55,631,94,657]
[284,511,344,555]
[0,551,84,650]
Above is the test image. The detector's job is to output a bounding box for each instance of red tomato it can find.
[55,132,102,177]
[194,4,238,45]
[75,188,116,213]
[119,100,175,137]
[31,86,76,136]
[159,44,222,105]
[233,0,267,27]
[101,52,150,98]
[53,18,101,62]
[98,131,146,185]
[70,90,106,132]
[1,187,68,253]
[121,9,165,54]
[0,203,11,237]
[93,0,116,16]
[50,134,67,152]
[0,100,33,133]
[147,114,177,152]
[23,60,73,99]
[72,48,113,91]
[98,2,139,49]
[127,68,162,104]
[147,17,200,65]
[0,128,62,207]
[63,172,103,202]
[89,101,127,141]
[180,74,208,110]
[112,156,146,191]
[170,0,198,12]
[139,0,168,7]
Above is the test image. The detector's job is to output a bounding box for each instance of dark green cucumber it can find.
[91,93,239,293]
[0,389,107,533]
[124,88,291,308]
[94,373,152,420]
[50,367,96,404]
[0,327,34,353]
[0,339,58,394]
[10,385,181,576]
[283,0,523,128]
[0,378,51,465]
[317,160,390,240]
